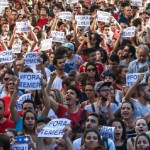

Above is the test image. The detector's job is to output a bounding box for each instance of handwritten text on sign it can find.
[0,50,14,64]
[99,126,115,140]
[24,52,41,65]
[51,31,65,43]
[58,12,71,21]
[97,11,111,23]
[16,21,29,33]
[41,38,52,51]
[38,118,71,138]
[16,93,32,111]
[121,26,136,38]
[75,15,90,26]
[19,72,41,90]
[126,73,146,87]
[12,41,22,53]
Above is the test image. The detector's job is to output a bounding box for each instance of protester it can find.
[1,0,150,149]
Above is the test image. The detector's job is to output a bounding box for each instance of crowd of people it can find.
[1,0,150,150]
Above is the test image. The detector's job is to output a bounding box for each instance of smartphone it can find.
[15,136,31,144]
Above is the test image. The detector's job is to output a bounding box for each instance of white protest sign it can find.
[126,73,146,87]
[97,11,111,23]
[0,50,14,64]
[16,21,29,33]
[131,0,142,6]
[19,72,41,90]
[99,126,115,140]
[12,144,28,150]
[58,11,71,21]
[51,31,65,43]
[66,0,78,4]
[16,93,32,111]
[75,15,90,26]
[0,6,5,16]
[24,52,41,65]
[41,38,52,51]
[121,26,136,38]
[38,118,71,138]
[0,0,9,7]
[12,40,22,53]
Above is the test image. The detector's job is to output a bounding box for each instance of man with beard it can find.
[85,81,117,117]
[64,43,83,70]
[119,44,136,67]
[73,113,115,150]
[50,55,68,90]
[124,74,150,120]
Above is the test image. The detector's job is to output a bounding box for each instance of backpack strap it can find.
[91,104,96,112]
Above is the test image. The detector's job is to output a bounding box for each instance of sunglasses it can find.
[87,68,95,72]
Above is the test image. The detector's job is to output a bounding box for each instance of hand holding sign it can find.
[137,74,145,83]
[63,125,72,139]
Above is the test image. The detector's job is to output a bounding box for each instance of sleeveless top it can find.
[115,140,127,150]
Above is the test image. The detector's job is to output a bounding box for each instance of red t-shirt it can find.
[0,118,15,133]
[37,18,48,27]
[56,104,89,132]
[79,62,104,76]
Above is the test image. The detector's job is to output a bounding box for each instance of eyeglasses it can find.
[75,7,81,9]
[4,78,9,81]
[96,3,101,4]
[87,68,95,72]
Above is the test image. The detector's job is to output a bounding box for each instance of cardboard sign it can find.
[121,26,136,38]
[51,31,65,43]
[99,126,115,140]
[19,72,41,90]
[38,118,71,138]
[131,0,142,6]
[75,15,90,26]
[12,41,22,53]
[16,21,29,33]
[97,11,111,23]
[16,93,32,111]
[24,52,41,65]
[66,0,78,4]
[58,11,71,21]
[126,73,146,87]
[12,144,28,150]
[41,38,52,51]
[0,50,14,64]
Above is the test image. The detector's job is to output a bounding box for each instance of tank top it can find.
[115,140,127,150]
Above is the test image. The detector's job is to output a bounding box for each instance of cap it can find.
[34,26,42,31]
[94,81,111,92]
[64,43,75,51]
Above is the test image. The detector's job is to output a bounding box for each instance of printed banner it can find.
[97,11,111,23]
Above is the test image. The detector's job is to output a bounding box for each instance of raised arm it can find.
[41,77,58,117]
[10,80,19,124]
[124,74,144,101]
